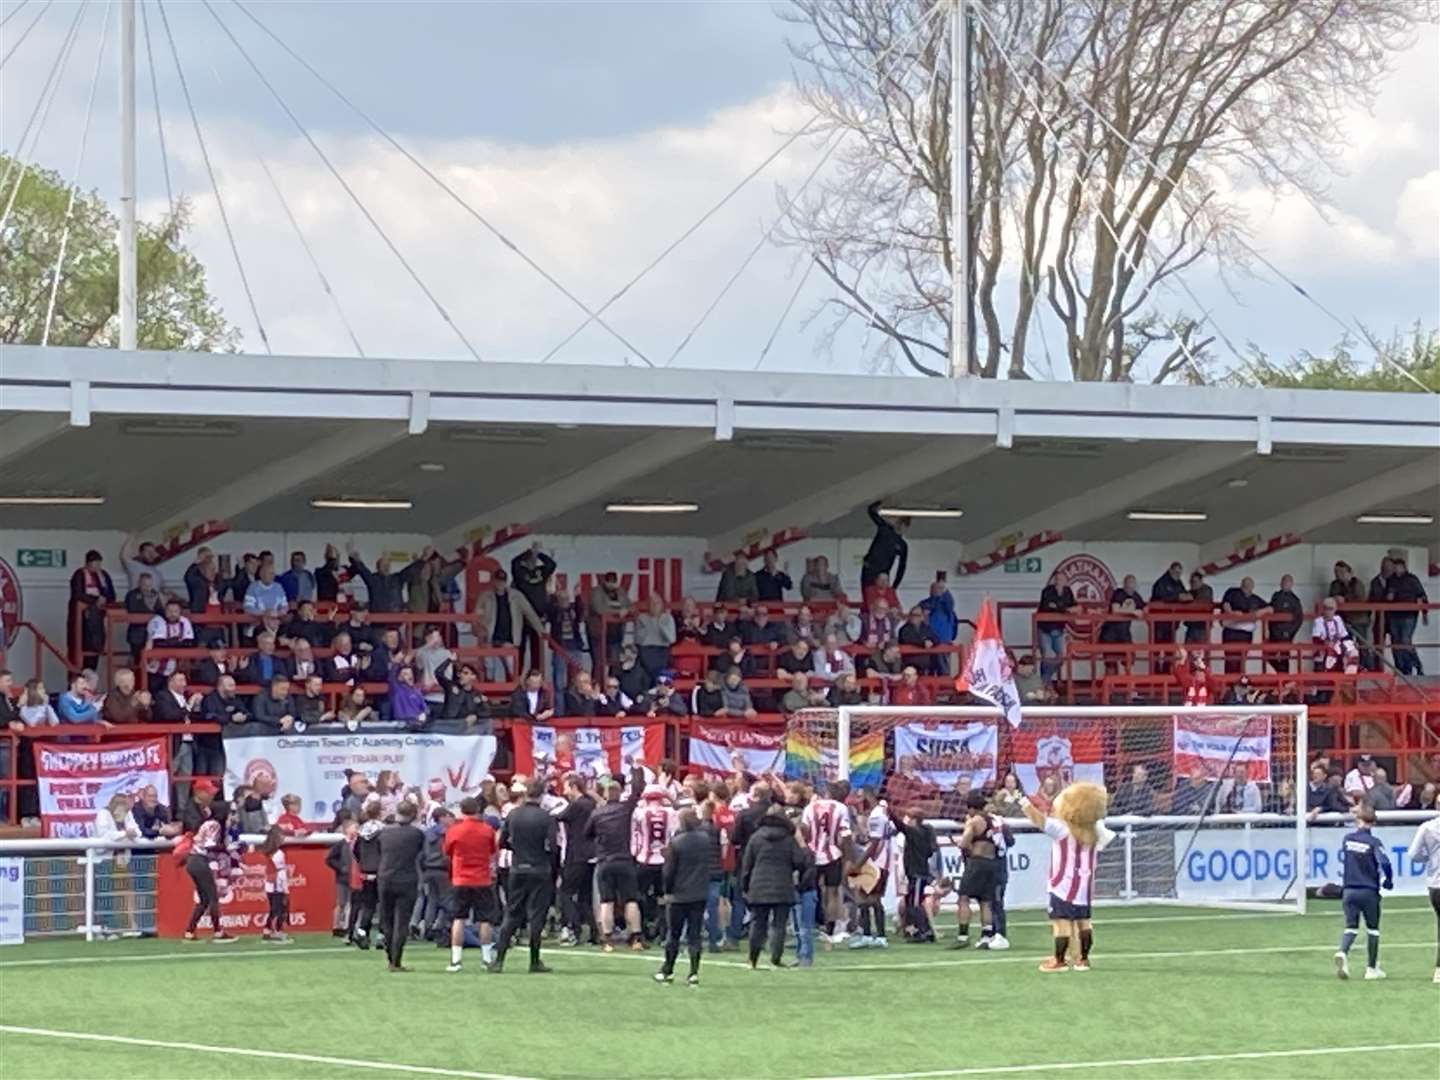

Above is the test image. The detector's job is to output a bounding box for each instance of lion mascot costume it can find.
[1020,780,1114,972]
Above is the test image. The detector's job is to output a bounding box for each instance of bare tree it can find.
[779,0,1424,381]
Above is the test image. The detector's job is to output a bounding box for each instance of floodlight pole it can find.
[118,0,137,351]
[950,0,973,378]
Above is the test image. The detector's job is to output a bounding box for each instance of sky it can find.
[2,0,1437,379]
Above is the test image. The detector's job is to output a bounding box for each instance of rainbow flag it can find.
[848,731,885,789]
[782,727,885,789]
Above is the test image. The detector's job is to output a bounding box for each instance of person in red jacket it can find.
[443,796,498,972]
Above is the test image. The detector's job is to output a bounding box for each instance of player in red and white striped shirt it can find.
[632,786,678,942]
[1020,781,1114,973]
[801,779,853,943]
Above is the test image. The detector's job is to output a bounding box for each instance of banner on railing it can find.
[33,738,170,839]
[1011,723,1104,795]
[893,720,998,790]
[224,732,497,825]
[0,858,21,945]
[1173,714,1272,782]
[688,723,786,776]
[155,845,334,937]
[510,723,664,781]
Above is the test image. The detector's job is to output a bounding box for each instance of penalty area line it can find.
[798,1040,1440,1079]
[0,945,351,968]
[0,1025,541,1080]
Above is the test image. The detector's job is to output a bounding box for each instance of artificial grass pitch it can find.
[0,903,1436,1080]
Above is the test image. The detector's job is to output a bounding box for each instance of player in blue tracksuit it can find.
[1333,803,1393,981]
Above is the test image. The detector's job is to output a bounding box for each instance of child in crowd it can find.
[325,812,356,938]
[275,794,308,836]
[258,826,292,944]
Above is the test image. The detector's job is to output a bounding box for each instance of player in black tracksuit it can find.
[1333,804,1394,980]
[490,779,560,973]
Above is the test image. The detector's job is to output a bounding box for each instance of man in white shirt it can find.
[1312,596,1359,674]
[1216,762,1262,814]
[121,536,168,596]
[1343,755,1378,801]
[146,599,195,687]
[1403,816,1440,983]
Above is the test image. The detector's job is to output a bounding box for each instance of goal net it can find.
[787,705,1308,915]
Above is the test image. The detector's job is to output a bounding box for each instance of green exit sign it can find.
[17,548,66,569]
[1003,556,1042,574]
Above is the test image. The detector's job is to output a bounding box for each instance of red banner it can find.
[155,845,334,937]
[510,722,664,780]
[34,738,169,839]
[1011,722,1105,797]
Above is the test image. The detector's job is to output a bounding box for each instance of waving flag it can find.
[955,597,1022,727]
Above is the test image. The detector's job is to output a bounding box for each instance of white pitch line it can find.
[991,904,1432,930]
[0,945,350,968]
[0,1025,540,1080]
[798,1041,1440,1080]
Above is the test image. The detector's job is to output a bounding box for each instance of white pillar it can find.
[118,0,137,351]
[950,0,970,378]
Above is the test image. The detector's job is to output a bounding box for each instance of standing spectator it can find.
[1220,577,1271,675]
[634,594,677,679]
[315,544,343,603]
[860,501,908,592]
[1036,571,1075,682]
[1385,557,1429,676]
[656,809,716,985]
[826,601,862,645]
[486,571,549,678]
[152,672,203,803]
[1099,575,1144,674]
[1306,761,1349,817]
[1183,571,1215,645]
[68,550,116,671]
[1328,561,1372,667]
[898,607,939,673]
[547,585,588,694]
[1110,765,1155,816]
[18,679,59,729]
[277,551,317,604]
[145,599,195,691]
[402,549,465,625]
[800,556,843,602]
[511,543,557,670]
[749,606,788,648]
[754,550,793,603]
[863,599,898,645]
[508,670,555,722]
[586,572,631,673]
[243,562,288,620]
[376,801,426,972]
[1267,574,1304,673]
[715,553,760,604]
[124,573,164,666]
[1150,562,1188,657]
[741,805,805,970]
[120,537,167,595]
[348,547,406,614]
[920,579,958,674]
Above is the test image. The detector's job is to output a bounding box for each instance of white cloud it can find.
[1395,169,1440,260]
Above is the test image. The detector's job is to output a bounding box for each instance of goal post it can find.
[789,704,1309,915]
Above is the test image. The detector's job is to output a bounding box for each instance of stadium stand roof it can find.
[1,345,1436,555]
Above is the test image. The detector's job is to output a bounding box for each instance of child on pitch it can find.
[1334,802,1393,980]
[258,826,292,943]
[1019,780,1114,972]
[1405,811,1440,983]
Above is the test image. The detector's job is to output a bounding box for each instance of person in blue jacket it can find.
[1333,802,1393,981]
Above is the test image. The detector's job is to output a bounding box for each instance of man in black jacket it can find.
[436,660,492,732]
[860,500,909,591]
[585,771,645,950]
[1267,574,1304,673]
[490,779,560,973]
[376,801,426,972]
[656,809,715,985]
[740,805,805,969]
[889,802,937,942]
[732,780,773,863]
[556,775,598,946]
[348,548,406,613]
[1150,562,1188,666]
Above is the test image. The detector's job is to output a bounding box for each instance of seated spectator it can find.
[237,632,292,688]
[1264,779,1297,815]
[862,571,900,615]
[776,638,814,676]
[324,630,362,685]
[889,665,932,706]
[792,605,818,646]
[826,671,864,707]
[870,641,905,683]
[252,674,299,733]
[130,783,181,838]
[602,675,633,715]
[201,674,249,727]
[813,633,854,683]
[280,600,328,648]
[676,602,704,645]
[194,644,236,689]
[1343,754,1378,802]
[362,627,403,683]
[863,598,898,644]
[101,667,150,725]
[18,679,59,728]
[57,672,100,725]
[711,636,754,677]
[616,644,654,703]
[287,675,322,728]
[1170,770,1216,815]
[338,605,377,652]
[388,665,429,728]
[702,605,737,650]
[145,598,195,690]
[734,603,758,644]
[691,668,726,718]
[781,672,826,715]
[290,639,320,683]
[124,572,164,664]
[715,553,760,604]
[898,607,939,670]
[1367,767,1398,811]
[1311,596,1359,677]
[826,600,861,645]
[1304,761,1348,818]
[1215,762,1261,814]
[988,771,1025,817]
[1013,655,1054,704]
[750,606,788,648]
[327,686,376,729]
[634,594,677,677]
[642,673,688,718]
[563,671,607,718]
[719,667,757,719]
[1110,764,1156,816]
[436,660,490,732]
[800,555,843,602]
[1411,782,1438,811]
[509,670,555,721]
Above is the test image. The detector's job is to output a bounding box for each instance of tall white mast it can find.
[950,0,970,378]
[118,0,137,351]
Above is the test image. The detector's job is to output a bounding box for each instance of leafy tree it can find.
[1227,325,1439,393]
[0,154,237,350]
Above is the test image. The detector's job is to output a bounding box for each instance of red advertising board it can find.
[155,845,335,937]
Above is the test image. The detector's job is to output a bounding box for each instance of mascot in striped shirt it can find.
[1020,781,1114,973]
